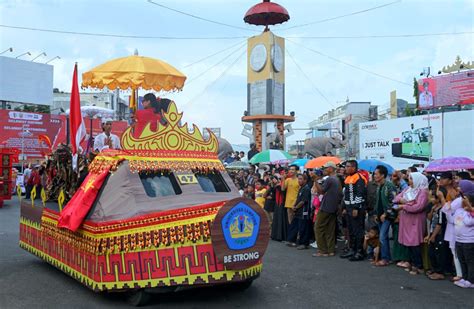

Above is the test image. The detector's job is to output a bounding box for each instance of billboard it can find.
[0,110,128,161]
[418,70,474,109]
[0,56,53,105]
[0,110,66,159]
[359,114,443,169]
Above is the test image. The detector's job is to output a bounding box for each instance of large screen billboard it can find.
[359,110,474,169]
[359,114,443,169]
[418,70,474,109]
[0,56,53,105]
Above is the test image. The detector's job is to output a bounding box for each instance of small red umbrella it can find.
[244,0,290,29]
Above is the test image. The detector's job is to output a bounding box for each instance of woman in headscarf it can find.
[393,172,429,275]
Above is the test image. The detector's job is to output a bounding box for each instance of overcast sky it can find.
[1,0,472,144]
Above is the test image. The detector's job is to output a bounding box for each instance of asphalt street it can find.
[1,197,473,309]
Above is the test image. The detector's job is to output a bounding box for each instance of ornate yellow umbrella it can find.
[82,51,187,111]
[82,52,186,92]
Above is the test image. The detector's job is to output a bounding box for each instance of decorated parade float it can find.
[18,53,269,306]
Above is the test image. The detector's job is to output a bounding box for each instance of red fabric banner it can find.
[58,167,110,231]
[69,64,86,169]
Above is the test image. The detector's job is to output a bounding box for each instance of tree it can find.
[35,105,50,114]
[413,78,421,115]
[23,105,35,112]
[404,106,415,117]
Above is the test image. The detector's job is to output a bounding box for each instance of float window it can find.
[139,171,182,197]
[194,170,230,193]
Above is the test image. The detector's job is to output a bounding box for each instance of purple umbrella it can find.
[425,156,474,172]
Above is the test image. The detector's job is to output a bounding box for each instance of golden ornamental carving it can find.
[441,56,474,73]
[121,102,218,153]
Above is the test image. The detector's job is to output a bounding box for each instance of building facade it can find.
[307,101,375,159]
[52,89,129,120]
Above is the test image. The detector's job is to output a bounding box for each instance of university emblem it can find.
[222,202,260,250]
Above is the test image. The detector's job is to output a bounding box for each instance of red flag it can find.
[69,63,86,170]
[58,167,110,231]
[38,134,52,151]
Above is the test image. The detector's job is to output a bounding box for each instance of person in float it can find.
[419,81,434,109]
[133,93,173,136]
[93,118,121,152]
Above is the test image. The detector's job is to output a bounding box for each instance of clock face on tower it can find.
[250,44,267,72]
[271,44,283,72]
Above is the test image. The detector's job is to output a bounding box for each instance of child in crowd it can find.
[244,184,255,200]
[287,174,312,250]
[254,180,267,208]
[364,226,380,264]
[426,189,451,280]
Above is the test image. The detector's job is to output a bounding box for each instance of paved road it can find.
[1,197,473,308]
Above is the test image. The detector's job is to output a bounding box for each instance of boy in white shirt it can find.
[93,118,121,152]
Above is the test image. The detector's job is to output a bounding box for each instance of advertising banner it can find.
[418,70,474,109]
[0,110,128,161]
[0,110,66,159]
[359,114,443,169]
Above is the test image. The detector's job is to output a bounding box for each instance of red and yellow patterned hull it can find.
[19,201,262,292]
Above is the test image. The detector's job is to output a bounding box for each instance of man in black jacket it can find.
[341,160,367,261]
[247,143,259,161]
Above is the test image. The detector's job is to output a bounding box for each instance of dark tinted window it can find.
[194,171,230,193]
[139,171,182,197]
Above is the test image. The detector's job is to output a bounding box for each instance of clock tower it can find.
[242,1,294,152]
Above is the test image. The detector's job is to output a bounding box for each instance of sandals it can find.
[409,268,424,275]
[428,273,445,280]
[312,252,329,257]
[397,262,411,268]
[375,260,389,267]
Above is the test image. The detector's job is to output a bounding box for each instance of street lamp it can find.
[45,56,60,64]
[31,52,47,62]
[20,125,32,173]
[15,52,31,59]
[0,47,13,55]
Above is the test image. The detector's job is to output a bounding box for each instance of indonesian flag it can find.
[58,166,110,231]
[69,63,86,170]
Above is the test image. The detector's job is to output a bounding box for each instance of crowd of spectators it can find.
[229,162,474,289]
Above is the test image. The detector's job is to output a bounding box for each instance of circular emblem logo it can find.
[211,198,269,270]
